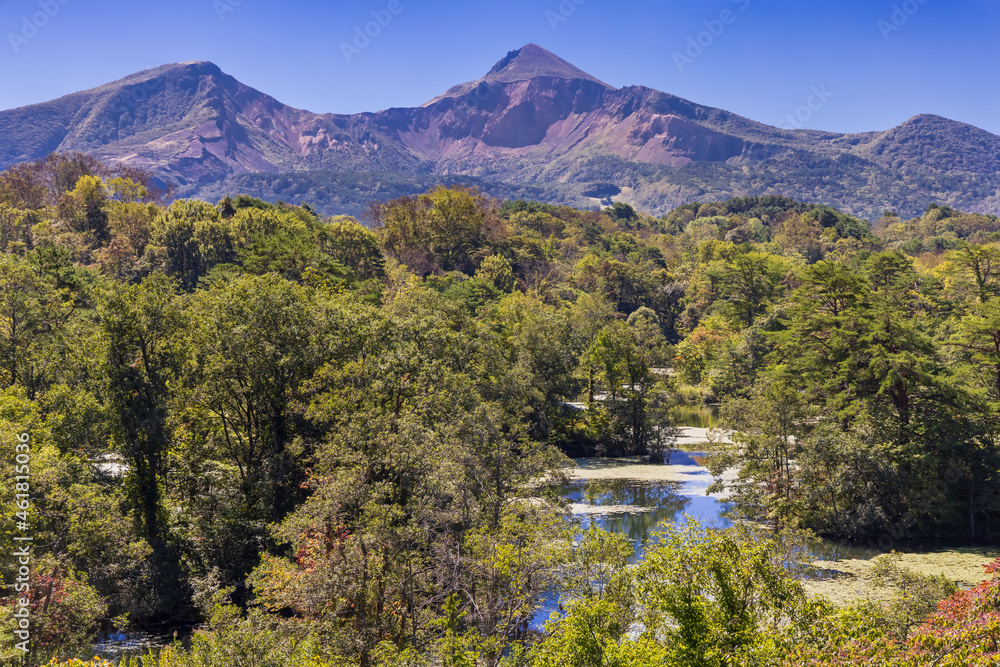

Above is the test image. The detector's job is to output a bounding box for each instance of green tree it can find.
[145,200,236,289]
[587,317,673,455]
[0,256,72,396]
[948,298,1000,403]
[98,272,184,547]
[475,255,516,293]
[718,249,788,328]
[183,274,334,521]
[936,243,1000,304]
[604,201,639,226]
[372,186,503,275]
[319,216,386,281]
[484,293,579,440]
[778,254,942,430]
[60,175,110,246]
[635,520,818,667]
[707,373,815,527]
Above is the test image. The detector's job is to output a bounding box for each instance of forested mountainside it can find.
[2,153,1000,665]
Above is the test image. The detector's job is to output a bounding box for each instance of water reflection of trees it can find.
[671,405,719,428]
[574,478,686,510]
[593,508,688,559]
[571,479,690,559]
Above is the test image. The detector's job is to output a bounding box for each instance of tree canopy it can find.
[2,155,1000,666]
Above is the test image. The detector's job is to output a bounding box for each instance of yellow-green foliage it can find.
[5,156,1000,667]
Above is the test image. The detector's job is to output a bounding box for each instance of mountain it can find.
[0,61,426,188]
[2,44,999,219]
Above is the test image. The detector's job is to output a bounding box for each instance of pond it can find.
[563,450,732,561]
[90,630,176,662]
[533,427,928,630]
[532,436,732,629]
[532,427,1000,631]
[572,481,731,561]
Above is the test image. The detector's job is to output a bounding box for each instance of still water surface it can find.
[671,405,720,429]
[532,442,733,629]
[569,478,728,561]
[533,416,873,630]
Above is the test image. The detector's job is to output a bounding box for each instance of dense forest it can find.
[1,153,999,665]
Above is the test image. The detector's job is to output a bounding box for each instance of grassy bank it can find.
[804,547,1000,605]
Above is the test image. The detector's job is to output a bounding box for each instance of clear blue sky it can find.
[1,0,998,135]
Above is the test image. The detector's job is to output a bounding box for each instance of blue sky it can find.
[1,0,998,134]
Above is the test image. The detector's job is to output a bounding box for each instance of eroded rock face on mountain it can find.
[3,43,999,218]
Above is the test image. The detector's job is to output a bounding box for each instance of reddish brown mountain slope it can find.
[2,44,998,219]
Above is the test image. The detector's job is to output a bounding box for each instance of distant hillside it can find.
[2,44,999,220]
[192,170,575,218]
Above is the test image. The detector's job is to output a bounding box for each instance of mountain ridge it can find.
[2,44,998,220]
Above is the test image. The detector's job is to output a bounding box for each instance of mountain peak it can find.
[482,44,610,87]
[423,44,612,106]
[79,61,225,93]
